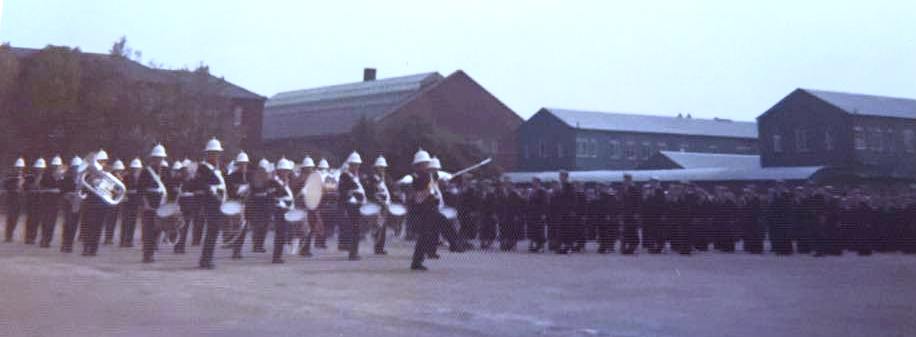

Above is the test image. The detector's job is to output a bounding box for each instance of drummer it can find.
[365,155,393,255]
[271,157,296,264]
[297,156,321,257]
[233,159,274,258]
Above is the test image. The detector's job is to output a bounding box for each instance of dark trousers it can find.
[39,198,61,247]
[60,207,80,252]
[120,202,140,246]
[272,211,289,262]
[24,198,42,244]
[199,201,224,268]
[621,215,640,254]
[82,202,108,255]
[233,214,266,256]
[141,210,159,261]
[411,209,438,267]
[458,210,478,241]
[102,206,120,244]
[343,205,361,259]
[192,207,205,246]
[479,214,497,246]
[4,199,21,242]
[597,218,618,251]
[373,213,391,253]
[526,215,547,245]
[557,213,578,252]
[174,211,195,253]
[643,216,664,252]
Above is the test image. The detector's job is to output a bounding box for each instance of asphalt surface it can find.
[1,229,915,337]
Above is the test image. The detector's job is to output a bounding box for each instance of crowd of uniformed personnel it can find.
[4,140,916,272]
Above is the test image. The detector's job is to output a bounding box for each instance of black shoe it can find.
[272,258,285,264]
[142,257,155,263]
[61,247,72,253]
[300,251,313,257]
[597,248,608,254]
[411,264,428,271]
[39,243,50,248]
[556,249,569,255]
[428,254,440,259]
[375,250,388,255]
[253,248,267,253]
[348,255,361,261]
[199,263,214,269]
[231,252,243,259]
[174,247,186,254]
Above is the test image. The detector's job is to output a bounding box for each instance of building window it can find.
[737,145,753,153]
[824,129,834,151]
[625,141,637,160]
[641,142,652,160]
[772,134,783,153]
[557,144,565,158]
[232,106,243,127]
[795,128,810,152]
[707,145,719,152]
[904,130,915,153]
[678,143,689,152]
[868,128,883,152]
[853,126,867,150]
[576,137,598,158]
[609,140,622,159]
[538,141,547,158]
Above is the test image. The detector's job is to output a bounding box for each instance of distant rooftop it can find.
[656,151,760,169]
[543,108,758,139]
[263,72,444,140]
[801,88,916,120]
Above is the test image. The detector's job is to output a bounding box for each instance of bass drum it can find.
[220,200,244,216]
[156,203,183,244]
[284,209,307,223]
[387,203,407,217]
[303,172,325,210]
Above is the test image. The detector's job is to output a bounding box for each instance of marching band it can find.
[4,138,916,272]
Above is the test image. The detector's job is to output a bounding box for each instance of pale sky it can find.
[1,0,915,121]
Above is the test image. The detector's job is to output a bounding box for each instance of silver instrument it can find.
[77,152,126,206]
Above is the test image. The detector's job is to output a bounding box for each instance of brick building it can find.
[261,69,522,169]
[516,108,758,171]
[758,88,916,179]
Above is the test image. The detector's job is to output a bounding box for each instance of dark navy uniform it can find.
[620,184,642,254]
[193,162,226,269]
[410,172,439,270]
[337,171,365,260]
[138,166,166,262]
[23,173,43,244]
[525,186,549,252]
[2,172,24,242]
[739,193,764,254]
[768,189,795,255]
[59,169,81,252]
[120,171,142,247]
[643,187,667,253]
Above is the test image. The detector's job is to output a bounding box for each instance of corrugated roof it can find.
[544,108,758,139]
[656,151,760,169]
[505,166,823,184]
[803,89,916,120]
[263,72,443,140]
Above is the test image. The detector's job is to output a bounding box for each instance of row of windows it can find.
[773,127,916,154]
[525,138,738,161]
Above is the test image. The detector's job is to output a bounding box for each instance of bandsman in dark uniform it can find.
[195,138,228,269]
[81,149,111,256]
[457,176,481,244]
[768,181,794,255]
[271,157,296,263]
[60,156,83,252]
[138,144,168,263]
[738,185,764,254]
[120,158,143,247]
[364,155,393,255]
[226,151,251,258]
[409,149,437,271]
[102,159,126,245]
[478,179,498,250]
[296,155,321,255]
[4,157,27,242]
[337,151,366,261]
[24,158,47,245]
[231,159,273,257]
[497,177,524,252]
[38,155,65,247]
[596,185,620,254]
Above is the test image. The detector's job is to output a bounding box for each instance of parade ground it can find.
[1,237,914,337]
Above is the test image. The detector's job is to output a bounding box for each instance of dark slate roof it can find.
[505,166,823,183]
[6,47,262,100]
[263,72,444,140]
[656,151,760,169]
[544,108,758,139]
[802,89,916,120]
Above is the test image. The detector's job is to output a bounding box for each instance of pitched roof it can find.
[6,46,263,100]
[655,151,760,169]
[505,166,823,184]
[543,108,758,139]
[262,72,444,140]
[802,89,916,120]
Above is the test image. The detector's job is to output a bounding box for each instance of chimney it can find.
[363,68,377,82]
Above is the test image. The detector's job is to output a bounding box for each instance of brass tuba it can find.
[77,152,127,206]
